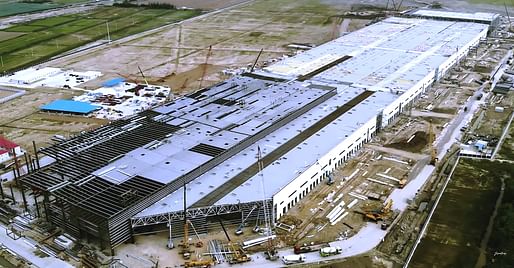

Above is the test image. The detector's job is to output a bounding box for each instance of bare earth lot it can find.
[45,0,360,95]
[0,88,106,149]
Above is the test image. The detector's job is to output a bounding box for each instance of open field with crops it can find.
[409,159,502,267]
[0,6,200,72]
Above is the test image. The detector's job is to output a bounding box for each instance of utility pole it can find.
[0,56,4,67]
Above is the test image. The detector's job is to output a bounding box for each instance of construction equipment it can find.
[198,46,212,89]
[179,182,192,259]
[235,205,257,235]
[217,218,230,242]
[428,119,438,165]
[188,220,204,248]
[167,218,174,249]
[257,146,278,261]
[137,65,149,86]
[294,243,329,254]
[249,48,263,72]
[362,199,393,222]
[228,243,251,264]
[184,259,213,268]
[253,207,261,233]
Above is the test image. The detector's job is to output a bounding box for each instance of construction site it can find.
[1,0,514,268]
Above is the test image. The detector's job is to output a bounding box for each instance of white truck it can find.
[319,246,342,257]
[282,254,306,265]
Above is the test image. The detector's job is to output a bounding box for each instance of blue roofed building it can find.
[102,78,125,87]
[40,99,100,115]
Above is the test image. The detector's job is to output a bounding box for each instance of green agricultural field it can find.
[0,6,201,73]
[0,31,25,42]
[0,2,61,17]
[410,158,502,268]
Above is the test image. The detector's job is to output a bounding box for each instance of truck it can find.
[282,254,306,265]
[319,246,342,257]
[293,243,329,254]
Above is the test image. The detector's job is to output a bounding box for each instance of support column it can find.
[32,141,40,170]
[43,193,50,222]
[33,193,40,218]
[9,184,16,203]
[0,180,4,199]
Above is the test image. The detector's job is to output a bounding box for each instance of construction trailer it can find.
[21,10,493,253]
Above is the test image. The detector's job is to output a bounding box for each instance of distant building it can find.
[0,149,9,163]
[0,136,22,163]
[40,99,100,115]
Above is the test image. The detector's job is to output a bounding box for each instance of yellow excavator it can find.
[363,199,393,222]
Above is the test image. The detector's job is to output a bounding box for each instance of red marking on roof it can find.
[0,149,9,155]
[0,136,18,150]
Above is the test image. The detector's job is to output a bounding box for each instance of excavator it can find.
[355,199,394,230]
[363,199,393,222]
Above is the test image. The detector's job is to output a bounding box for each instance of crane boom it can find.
[250,48,263,72]
[198,45,212,89]
[137,65,149,86]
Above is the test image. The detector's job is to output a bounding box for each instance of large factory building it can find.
[22,11,495,253]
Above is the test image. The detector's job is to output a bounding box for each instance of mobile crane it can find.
[179,182,192,259]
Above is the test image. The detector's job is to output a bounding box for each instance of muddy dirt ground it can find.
[0,88,106,149]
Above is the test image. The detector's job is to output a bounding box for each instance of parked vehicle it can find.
[282,254,306,265]
[319,246,342,257]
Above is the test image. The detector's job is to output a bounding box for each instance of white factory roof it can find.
[94,76,329,185]
[0,67,101,88]
[134,15,490,218]
[262,17,488,91]
[215,90,397,206]
[410,9,499,23]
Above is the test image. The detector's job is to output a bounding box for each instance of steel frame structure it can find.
[131,200,272,228]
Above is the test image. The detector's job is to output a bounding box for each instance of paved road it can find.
[401,48,513,268]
